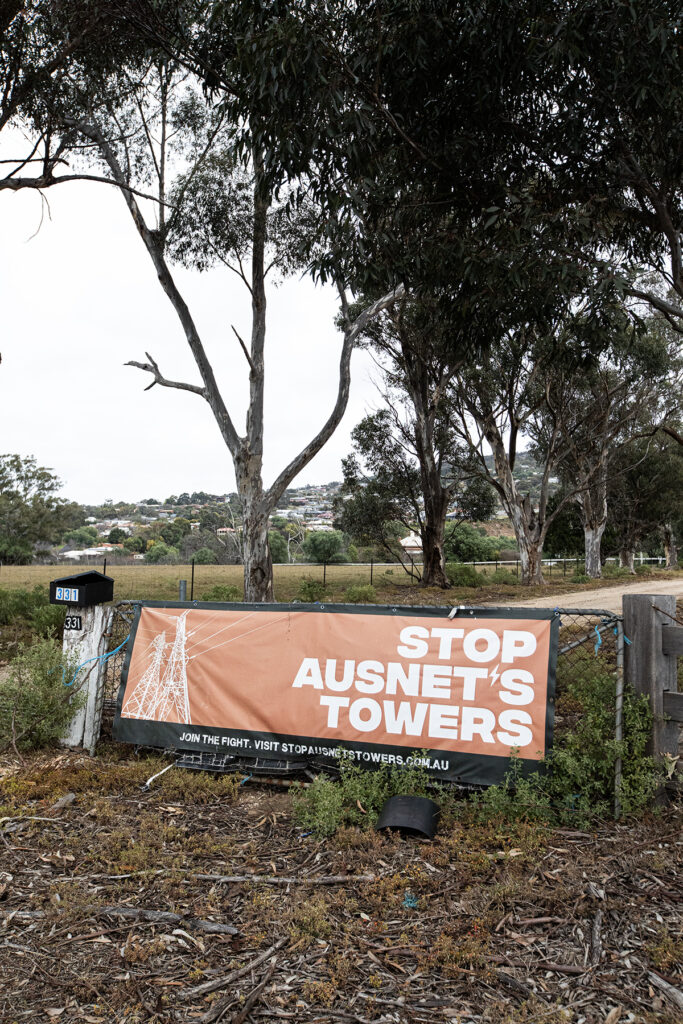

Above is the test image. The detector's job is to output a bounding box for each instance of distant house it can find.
[400,532,423,557]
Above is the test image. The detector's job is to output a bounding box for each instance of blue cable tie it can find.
[64,634,130,687]
[594,624,603,656]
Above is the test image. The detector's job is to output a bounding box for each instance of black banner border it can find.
[115,601,559,786]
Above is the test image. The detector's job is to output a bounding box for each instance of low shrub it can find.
[293,751,434,836]
[0,638,82,751]
[344,584,377,604]
[200,584,243,602]
[0,585,50,626]
[486,568,518,585]
[445,562,482,587]
[30,603,66,638]
[466,650,662,826]
[569,573,591,584]
[297,577,327,602]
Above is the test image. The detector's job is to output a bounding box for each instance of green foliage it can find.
[268,530,288,563]
[445,562,482,587]
[487,568,518,585]
[159,518,191,548]
[469,650,662,826]
[0,639,82,751]
[570,573,591,584]
[293,751,433,837]
[0,585,50,627]
[467,758,555,824]
[344,584,377,604]
[192,547,218,565]
[30,603,66,638]
[144,542,179,564]
[123,534,147,554]
[201,584,243,602]
[0,454,77,564]
[107,527,127,544]
[304,530,346,564]
[297,577,327,603]
[63,525,98,548]
[444,523,505,562]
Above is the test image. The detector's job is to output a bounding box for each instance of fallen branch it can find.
[96,906,239,935]
[649,971,683,1011]
[202,957,278,1024]
[179,937,287,1001]
[591,909,603,966]
[193,872,376,886]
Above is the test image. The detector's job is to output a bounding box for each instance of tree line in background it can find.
[2,2,682,594]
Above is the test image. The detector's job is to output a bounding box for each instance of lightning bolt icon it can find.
[489,664,500,687]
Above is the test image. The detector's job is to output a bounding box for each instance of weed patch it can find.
[293,751,434,836]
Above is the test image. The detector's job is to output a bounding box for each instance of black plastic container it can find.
[376,795,440,838]
[49,571,114,607]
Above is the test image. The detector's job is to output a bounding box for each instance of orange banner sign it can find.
[115,604,558,783]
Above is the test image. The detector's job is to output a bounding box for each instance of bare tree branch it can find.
[66,115,242,456]
[266,284,406,506]
[125,351,207,397]
[231,325,256,375]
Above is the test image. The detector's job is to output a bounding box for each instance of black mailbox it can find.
[49,571,114,607]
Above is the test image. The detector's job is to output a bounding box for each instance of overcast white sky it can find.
[0,176,379,504]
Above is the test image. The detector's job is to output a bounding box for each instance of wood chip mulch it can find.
[1,750,681,1024]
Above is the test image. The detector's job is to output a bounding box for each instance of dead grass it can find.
[1,747,681,1024]
[1,561,679,607]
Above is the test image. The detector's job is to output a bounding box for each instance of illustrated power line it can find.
[122,609,283,724]
[152,611,192,723]
[121,632,166,719]
[122,612,193,723]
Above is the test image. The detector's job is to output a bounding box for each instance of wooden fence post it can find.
[60,604,114,755]
[623,594,680,762]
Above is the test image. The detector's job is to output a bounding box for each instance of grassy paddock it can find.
[0,561,680,606]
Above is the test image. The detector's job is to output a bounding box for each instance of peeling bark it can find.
[661,522,678,570]
[584,524,606,578]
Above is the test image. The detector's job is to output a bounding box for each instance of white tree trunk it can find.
[509,505,545,584]
[662,523,678,570]
[584,522,606,578]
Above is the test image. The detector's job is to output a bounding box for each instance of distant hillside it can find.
[484,450,559,504]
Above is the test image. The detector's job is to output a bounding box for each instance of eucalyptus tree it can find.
[175,0,683,330]
[338,295,495,588]
[529,311,681,577]
[0,453,75,563]
[448,293,632,585]
[62,61,402,600]
[546,0,683,329]
[607,434,683,572]
[337,410,495,587]
[0,1,141,197]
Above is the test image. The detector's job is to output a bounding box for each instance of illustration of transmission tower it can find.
[121,632,167,719]
[149,611,192,723]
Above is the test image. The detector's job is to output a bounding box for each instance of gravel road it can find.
[490,574,683,613]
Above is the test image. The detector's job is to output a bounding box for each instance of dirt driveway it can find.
[490,574,683,614]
